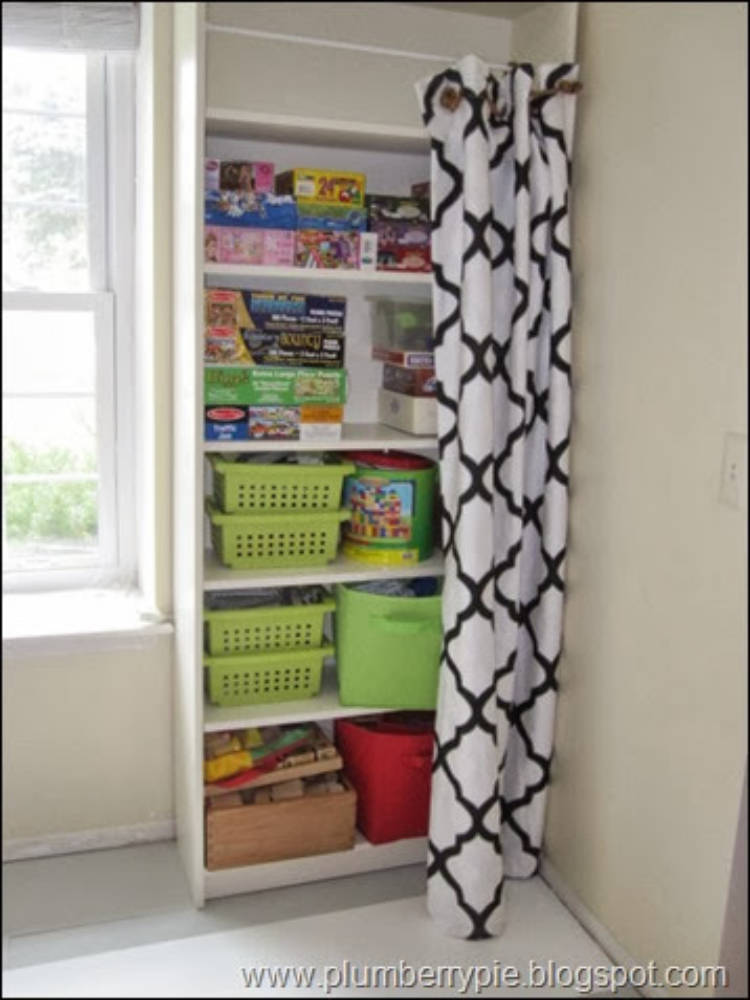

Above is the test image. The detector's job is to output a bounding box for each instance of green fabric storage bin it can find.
[335,584,441,708]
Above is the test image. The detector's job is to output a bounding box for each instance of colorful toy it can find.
[295,230,359,269]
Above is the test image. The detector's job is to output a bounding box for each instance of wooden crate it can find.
[205,776,356,870]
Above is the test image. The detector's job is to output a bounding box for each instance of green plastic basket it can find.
[204,643,333,706]
[207,501,349,569]
[209,455,355,514]
[204,598,335,655]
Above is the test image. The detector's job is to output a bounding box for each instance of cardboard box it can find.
[204,366,347,406]
[204,227,295,266]
[382,363,436,396]
[378,387,437,435]
[376,243,431,272]
[370,220,430,248]
[204,190,297,230]
[204,159,274,194]
[295,200,367,232]
[204,289,346,333]
[371,346,435,368]
[235,329,345,368]
[205,775,355,869]
[366,195,430,225]
[276,167,366,207]
[204,404,344,442]
[295,230,359,269]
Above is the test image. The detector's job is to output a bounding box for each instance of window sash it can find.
[2,290,118,590]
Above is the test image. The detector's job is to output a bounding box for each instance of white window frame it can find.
[2,51,136,594]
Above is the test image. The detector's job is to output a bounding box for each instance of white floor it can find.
[2,841,639,997]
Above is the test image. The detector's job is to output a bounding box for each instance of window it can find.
[2,46,135,592]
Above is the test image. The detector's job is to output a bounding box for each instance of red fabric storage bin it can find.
[335,713,435,844]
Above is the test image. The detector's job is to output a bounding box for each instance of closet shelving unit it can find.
[173,6,444,905]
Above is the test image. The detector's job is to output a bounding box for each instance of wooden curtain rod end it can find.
[440,86,462,111]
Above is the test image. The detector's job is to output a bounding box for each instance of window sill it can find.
[2,589,174,658]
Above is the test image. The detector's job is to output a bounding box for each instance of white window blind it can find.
[1,2,139,51]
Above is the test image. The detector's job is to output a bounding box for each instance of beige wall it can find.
[2,635,173,844]
[545,1,747,987]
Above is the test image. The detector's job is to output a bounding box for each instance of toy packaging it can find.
[371,346,435,368]
[276,168,366,207]
[382,363,436,397]
[295,230,359,269]
[204,366,347,406]
[366,195,430,226]
[295,201,367,232]
[204,190,297,230]
[206,159,274,194]
[204,289,346,333]
[204,227,295,266]
[359,232,378,271]
[376,243,431,272]
[205,404,343,442]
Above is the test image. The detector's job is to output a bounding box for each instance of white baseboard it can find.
[540,856,670,999]
[2,820,176,862]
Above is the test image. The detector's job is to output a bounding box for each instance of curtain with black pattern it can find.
[416,54,578,939]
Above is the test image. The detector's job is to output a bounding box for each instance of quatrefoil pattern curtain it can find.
[416,54,579,938]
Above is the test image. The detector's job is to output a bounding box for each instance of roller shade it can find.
[2,2,139,51]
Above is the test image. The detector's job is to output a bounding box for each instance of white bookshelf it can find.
[174,3,438,908]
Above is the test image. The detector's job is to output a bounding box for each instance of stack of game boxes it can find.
[365,192,431,273]
[369,299,437,436]
[275,167,367,270]
[204,288,347,442]
[204,159,299,267]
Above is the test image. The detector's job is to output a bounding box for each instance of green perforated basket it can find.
[207,501,349,569]
[203,598,335,656]
[204,643,333,706]
[209,455,355,514]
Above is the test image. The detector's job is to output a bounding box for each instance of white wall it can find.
[544,1,747,986]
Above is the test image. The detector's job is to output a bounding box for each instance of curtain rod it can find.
[205,22,510,72]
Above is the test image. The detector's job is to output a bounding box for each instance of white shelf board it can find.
[204,662,406,732]
[203,422,437,453]
[205,107,430,154]
[204,262,432,296]
[204,832,428,899]
[203,549,445,590]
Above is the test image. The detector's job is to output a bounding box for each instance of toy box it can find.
[204,366,347,406]
[204,404,344,442]
[276,168,365,207]
[371,346,435,368]
[376,243,431,273]
[206,328,344,368]
[366,195,430,226]
[204,289,346,334]
[204,227,295,266]
[295,201,367,232]
[382,363,436,397]
[204,159,274,194]
[370,221,430,248]
[204,190,297,230]
[378,387,437,435]
[295,230,359,270]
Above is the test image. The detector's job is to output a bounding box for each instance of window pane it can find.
[2,396,100,572]
[2,49,86,115]
[2,310,95,396]
[3,203,89,293]
[3,397,97,469]
[2,49,89,292]
[3,112,87,204]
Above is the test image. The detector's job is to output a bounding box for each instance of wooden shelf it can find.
[203,661,408,732]
[203,422,437,453]
[204,263,431,297]
[205,107,430,154]
[203,548,445,590]
[203,832,428,899]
